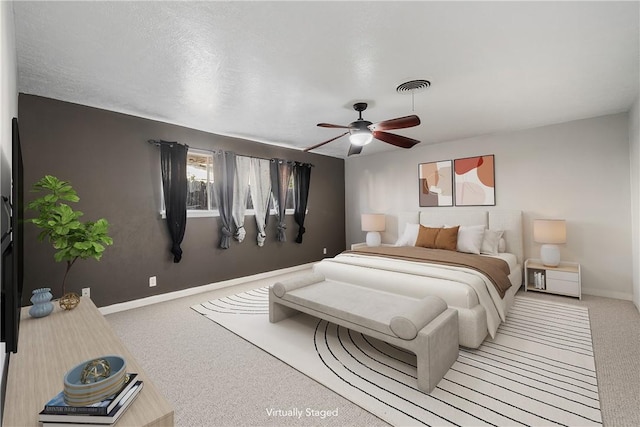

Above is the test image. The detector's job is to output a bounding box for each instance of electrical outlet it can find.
[323,247,327,255]
[81,287,90,298]
[149,276,157,287]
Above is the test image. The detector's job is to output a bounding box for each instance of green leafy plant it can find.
[27,175,113,298]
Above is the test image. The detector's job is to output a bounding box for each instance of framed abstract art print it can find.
[418,160,453,207]
[454,154,495,206]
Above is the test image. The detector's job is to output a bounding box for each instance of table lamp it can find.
[361,213,385,247]
[533,219,566,267]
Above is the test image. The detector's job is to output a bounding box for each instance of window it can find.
[162,149,296,218]
[187,150,214,211]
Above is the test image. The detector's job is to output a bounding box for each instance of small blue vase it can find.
[29,287,54,318]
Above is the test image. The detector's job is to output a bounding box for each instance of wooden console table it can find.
[2,297,174,426]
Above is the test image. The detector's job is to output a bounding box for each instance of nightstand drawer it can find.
[547,270,579,282]
[546,278,580,296]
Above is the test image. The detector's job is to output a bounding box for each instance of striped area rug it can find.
[192,289,601,426]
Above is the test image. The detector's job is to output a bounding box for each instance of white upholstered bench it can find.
[269,273,459,393]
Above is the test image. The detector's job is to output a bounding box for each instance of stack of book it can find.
[39,373,143,426]
[533,271,546,290]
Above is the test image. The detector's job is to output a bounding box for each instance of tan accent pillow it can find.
[415,226,441,248]
[435,226,459,251]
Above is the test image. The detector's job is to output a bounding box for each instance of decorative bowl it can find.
[59,292,81,310]
[63,355,126,406]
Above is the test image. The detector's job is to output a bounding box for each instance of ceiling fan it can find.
[304,102,421,156]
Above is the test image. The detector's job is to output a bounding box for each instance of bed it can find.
[312,209,523,348]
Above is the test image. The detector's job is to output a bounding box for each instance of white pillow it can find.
[395,223,420,246]
[498,237,507,253]
[446,224,485,254]
[481,229,504,255]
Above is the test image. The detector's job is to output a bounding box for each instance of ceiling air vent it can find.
[396,79,431,93]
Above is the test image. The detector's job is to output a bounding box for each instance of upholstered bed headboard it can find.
[395,209,524,265]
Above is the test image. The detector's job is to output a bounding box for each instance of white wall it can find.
[630,97,640,310]
[345,113,632,301]
[0,0,18,418]
[0,1,17,173]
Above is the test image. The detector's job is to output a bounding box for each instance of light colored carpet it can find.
[106,269,387,426]
[192,289,601,426]
[105,268,640,426]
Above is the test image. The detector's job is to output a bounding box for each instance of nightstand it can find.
[524,259,581,299]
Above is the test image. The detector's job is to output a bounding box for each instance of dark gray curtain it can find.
[270,159,293,242]
[160,142,188,262]
[293,162,312,243]
[213,151,236,249]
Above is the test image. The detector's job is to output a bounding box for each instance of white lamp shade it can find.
[361,214,385,232]
[533,219,566,244]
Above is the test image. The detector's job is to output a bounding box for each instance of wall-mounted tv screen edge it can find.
[1,117,25,355]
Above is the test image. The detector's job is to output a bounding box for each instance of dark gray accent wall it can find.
[18,94,345,307]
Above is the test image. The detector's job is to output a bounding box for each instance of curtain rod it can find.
[148,139,187,148]
[147,139,314,167]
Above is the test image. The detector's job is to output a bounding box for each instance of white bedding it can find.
[323,210,523,348]
[315,250,521,342]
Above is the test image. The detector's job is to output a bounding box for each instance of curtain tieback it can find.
[295,226,306,244]
[171,244,183,263]
[257,232,266,247]
[234,225,246,242]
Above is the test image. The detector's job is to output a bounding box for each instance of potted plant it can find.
[27,175,113,309]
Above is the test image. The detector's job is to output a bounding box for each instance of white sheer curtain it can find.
[249,158,272,246]
[232,156,251,242]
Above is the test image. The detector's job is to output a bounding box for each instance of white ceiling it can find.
[13,1,640,158]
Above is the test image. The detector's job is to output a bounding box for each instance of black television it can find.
[1,117,24,355]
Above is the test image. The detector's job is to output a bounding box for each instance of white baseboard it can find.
[99,262,315,315]
[582,287,633,301]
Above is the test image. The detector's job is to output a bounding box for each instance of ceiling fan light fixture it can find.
[349,130,373,146]
[305,101,421,154]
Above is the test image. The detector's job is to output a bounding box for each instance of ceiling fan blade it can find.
[347,144,363,156]
[317,123,349,129]
[372,131,420,149]
[303,131,349,152]
[369,115,420,131]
